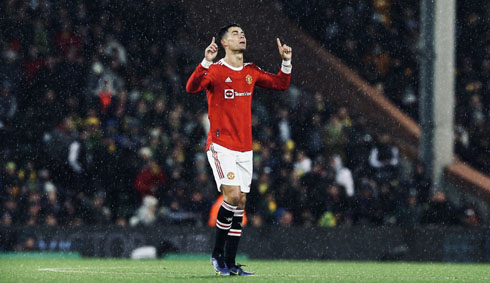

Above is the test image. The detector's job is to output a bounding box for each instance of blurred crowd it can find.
[281,0,490,174]
[0,0,483,230]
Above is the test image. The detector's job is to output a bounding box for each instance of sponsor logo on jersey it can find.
[224,89,251,99]
[235,91,251,97]
[227,172,235,180]
[224,89,235,99]
[225,77,232,82]
[246,74,252,85]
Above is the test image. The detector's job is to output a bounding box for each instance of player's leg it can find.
[210,184,240,275]
[207,144,241,275]
[226,193,253,276]
[226,193,254,276]
[226,150,254,276]
[213,184,240,258]
[225,193,245,268]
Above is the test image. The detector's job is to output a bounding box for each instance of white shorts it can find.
[207,143,253,193]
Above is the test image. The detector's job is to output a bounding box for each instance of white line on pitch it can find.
[38,268,158,275]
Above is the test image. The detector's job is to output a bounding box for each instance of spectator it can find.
[454,125,471,162]
[346,115,373,176]
[378,182,397,225]
[134,157,166,200]
[250,214,264,228]
[1,212,13,227]
[304,113,325,156]
[278,210,294,227]
[330,155,355,198]
[98,81,114,114]
[44,214,58,226]
[324,114,349,159]
[159,197,196,225]
[0,45,23,88]
[54,21,82,55]
[104,35,127,66]
[41,182,62,223]
[1,198,19,225]
[336,107,352,130]
[0,81,17,123]
[460,202,482,227]
[187,191,211,226]
[353,181,382,225]
[61,198,80,226]
[299,158,333,220]
[23,45,45,80]
[404,161,431,205]
[397,191,423,227]
[2,162,18,194]
[89,191,112,224]
[15,237,37,252]
[468,94,485,124]
[277,108,292,144]
[421,191,459,226]
[130,195,158,226]
[369,133,400,183]
[322,183,349,226]
[23,191,43,226]
[293,150,312,177]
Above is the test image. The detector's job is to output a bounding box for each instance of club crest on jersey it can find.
[245,74,253,85]
[224,89,235,99]
[227,172,235,180]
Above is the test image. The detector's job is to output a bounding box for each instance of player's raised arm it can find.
[277,38,292,74]
[277,38,292,61]
[254,38,292,91]
[186,37,218,93]
[205,37,218,63]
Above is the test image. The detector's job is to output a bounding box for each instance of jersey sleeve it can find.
[186,63,214,93]
[254,64,291,91]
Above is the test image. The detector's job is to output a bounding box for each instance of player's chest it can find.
[214,71,256,101]
[215,69,255,88]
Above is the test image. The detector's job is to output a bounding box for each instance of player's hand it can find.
[277,38,292,61]
[205,37,218,62]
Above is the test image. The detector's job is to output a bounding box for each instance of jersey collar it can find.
[220,59,243,71]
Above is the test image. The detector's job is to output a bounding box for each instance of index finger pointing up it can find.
[211,37,215,44]
[277,38,282,49]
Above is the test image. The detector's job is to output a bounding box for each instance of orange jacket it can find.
[208,195,247,227]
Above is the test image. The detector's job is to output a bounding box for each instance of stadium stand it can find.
[0,0,485,231]
[281,0,490,175]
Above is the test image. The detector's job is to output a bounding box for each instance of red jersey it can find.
[186,58,291,151]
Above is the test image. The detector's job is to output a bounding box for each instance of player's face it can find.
[224,27,246,52]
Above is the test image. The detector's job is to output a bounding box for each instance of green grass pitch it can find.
[1,257,489,282]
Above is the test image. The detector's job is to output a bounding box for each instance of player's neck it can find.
[223,52,243,68]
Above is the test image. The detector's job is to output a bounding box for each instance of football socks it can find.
[212,201,237,257]
[225,208,244,267]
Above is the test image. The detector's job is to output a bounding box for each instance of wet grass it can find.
[1,257,489,282]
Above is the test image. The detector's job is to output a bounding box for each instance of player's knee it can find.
[222,185,241,205]
[238,194,246,209]
[228,193,241,205]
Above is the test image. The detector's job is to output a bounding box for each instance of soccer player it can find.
[186,23,292,276]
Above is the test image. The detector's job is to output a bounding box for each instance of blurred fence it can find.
[1,226,489,262]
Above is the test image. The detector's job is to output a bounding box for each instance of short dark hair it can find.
[218,23,242,43]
